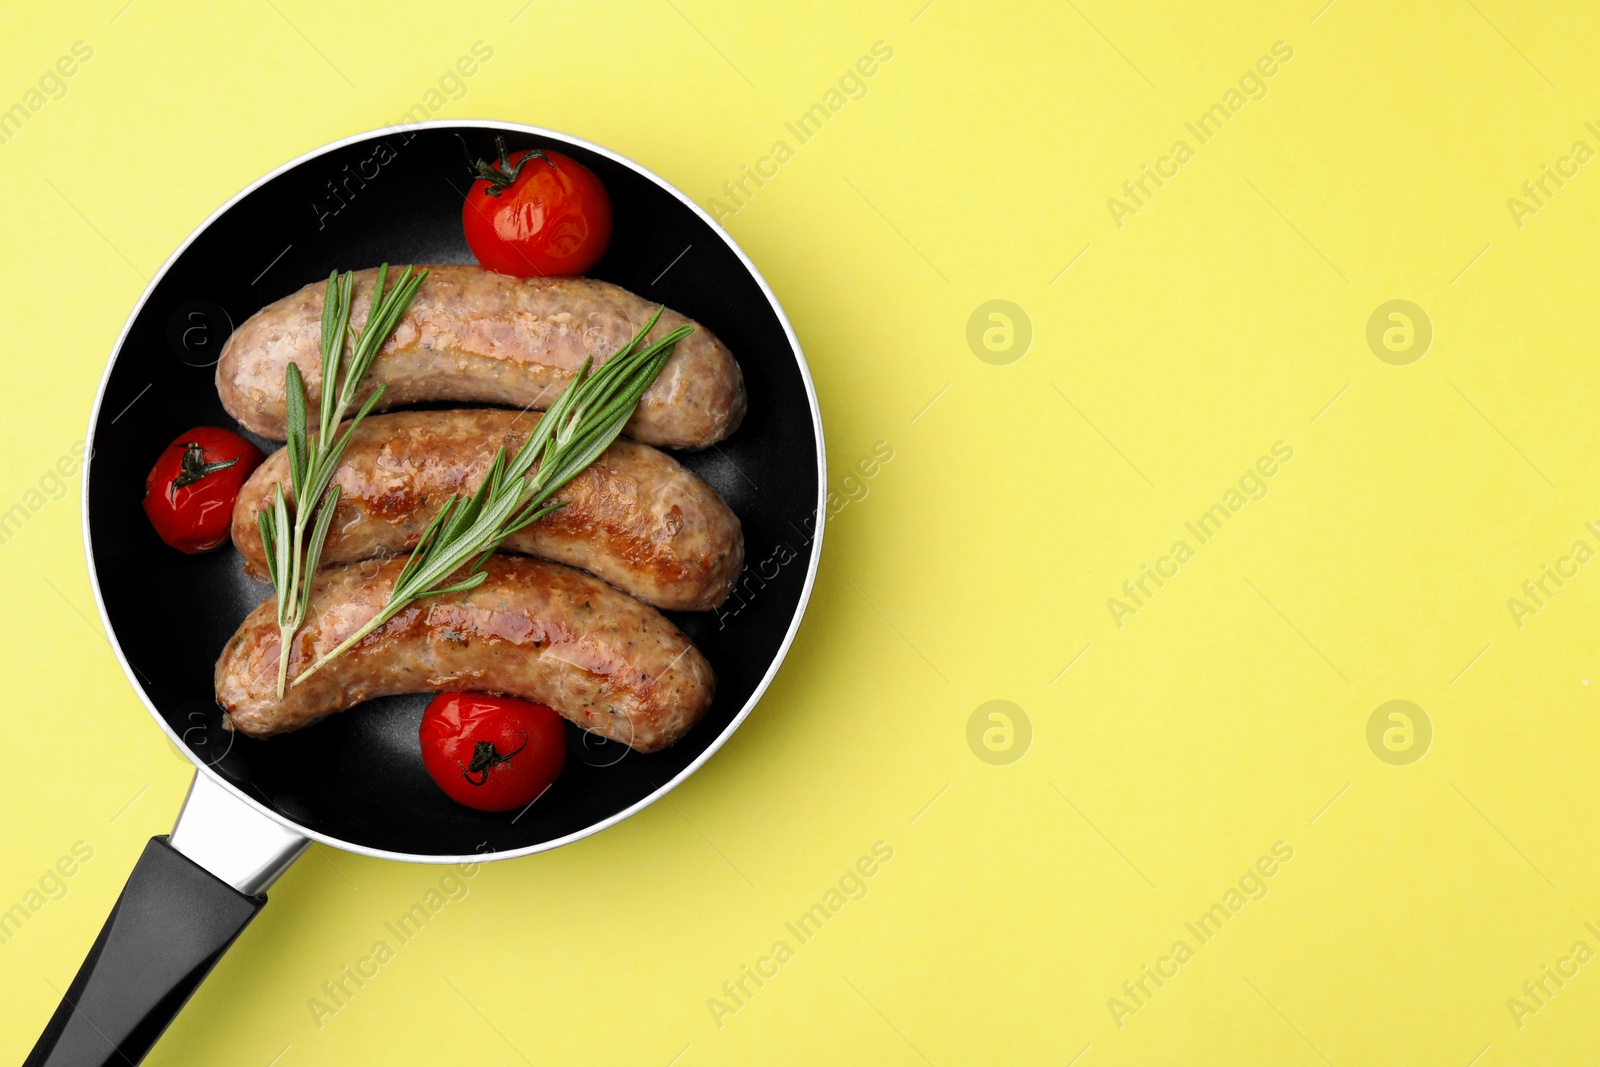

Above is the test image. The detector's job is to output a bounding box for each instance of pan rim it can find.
[81,118,827,865]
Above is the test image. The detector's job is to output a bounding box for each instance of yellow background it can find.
[3,1,1598,1063]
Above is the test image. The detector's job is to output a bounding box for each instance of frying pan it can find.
[27,120,824,1065]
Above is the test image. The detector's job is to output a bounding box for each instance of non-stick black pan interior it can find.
[87,124,819,857]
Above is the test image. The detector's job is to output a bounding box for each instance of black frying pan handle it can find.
[24,835,265,1067]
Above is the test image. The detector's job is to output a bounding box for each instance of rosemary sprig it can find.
[292,309,691,687]
[258,264,428,697]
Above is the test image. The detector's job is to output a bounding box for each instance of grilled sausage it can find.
[216,555,714,752]
[216,265,746,449]
[231,409,743,612]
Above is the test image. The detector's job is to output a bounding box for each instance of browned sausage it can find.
[215,265,745,449]
[216,555,714,752]
[230,408,743,612]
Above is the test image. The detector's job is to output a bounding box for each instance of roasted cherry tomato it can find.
[462,137,612,277]
[142,427,262,553]
[419,692,566,812]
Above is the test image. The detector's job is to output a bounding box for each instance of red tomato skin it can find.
[142,427,262,553]
[462,149,612,277]
[419,692,567,812]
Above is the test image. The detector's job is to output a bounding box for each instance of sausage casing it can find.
[216,265,747,449]
[216,556,714,752]
[230,408,743,612]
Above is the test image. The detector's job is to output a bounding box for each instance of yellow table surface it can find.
[4,1,1599,1063]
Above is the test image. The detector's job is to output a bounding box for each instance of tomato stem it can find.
[471,136,555,198]
[458,732,528,785]
[171,441,240,489]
